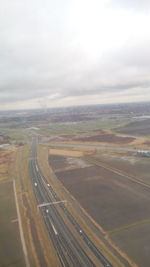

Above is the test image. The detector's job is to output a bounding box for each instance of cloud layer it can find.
[0,0,150,110]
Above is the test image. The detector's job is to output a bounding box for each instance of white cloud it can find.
[0,0,150,110]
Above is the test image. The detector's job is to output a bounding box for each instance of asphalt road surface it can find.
[48,143,150,153]
[29,136,113,267]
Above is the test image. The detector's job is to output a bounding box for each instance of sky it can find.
[0,0,150,110]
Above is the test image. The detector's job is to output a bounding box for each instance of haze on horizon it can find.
[0,0,150,110]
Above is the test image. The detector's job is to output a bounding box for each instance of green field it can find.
[38,117,131,136]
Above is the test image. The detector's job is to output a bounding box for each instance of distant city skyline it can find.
[1,0,150,110]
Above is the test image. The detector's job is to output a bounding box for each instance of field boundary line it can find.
[13,179,30,267]
[87,157,150,190]
[109,218,150,235]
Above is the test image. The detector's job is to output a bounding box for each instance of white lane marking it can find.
[35,164,38,171]
[50,221,58,235]
[13,180,30,267]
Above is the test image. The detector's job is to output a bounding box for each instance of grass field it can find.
[39,117,131,136]
[0,149,15,181]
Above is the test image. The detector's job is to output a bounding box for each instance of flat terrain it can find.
[94,153,150,185]
[0,149,15,181]
[49,152,150,267]
[56,164,150,231]
[49,148,85,157]
[2,103,150,267]
[74,132,135,144]
[0,181,25,267]
[111,222,150,267]
[49,154,92,172]
[116,118,150,135]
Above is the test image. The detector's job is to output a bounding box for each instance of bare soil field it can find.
[116,118,150,135]
[56,165,150,231]
[143,140,150,145]
[50,153,150,267]
[74,132,135,144]
[49,154,92,172]
[49,148,85,157]
[130,136,150,148]
[94,153,150,185]
[0,181,25,267]
[111,222,150,267]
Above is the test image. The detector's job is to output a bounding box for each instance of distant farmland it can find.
[116,118,150,135]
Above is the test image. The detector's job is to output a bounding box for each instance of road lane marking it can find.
[13,180,30,267]
[50,221,58,235]
[35,164,38,171]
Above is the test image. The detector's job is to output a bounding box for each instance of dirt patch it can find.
[129,137,150,148]
[49,148,85,157]
[94,153,150,185]
[48,154,92,172]
[74,133,135,144]
[143,141,150,146]
[48,155,68,171]
[66,157,92,169]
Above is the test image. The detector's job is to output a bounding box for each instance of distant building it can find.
[138,150,150,157]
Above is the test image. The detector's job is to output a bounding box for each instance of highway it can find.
[29,136,113,267]
[48,142,150,153]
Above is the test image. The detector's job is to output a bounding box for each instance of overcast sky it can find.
[1,0,150,110]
